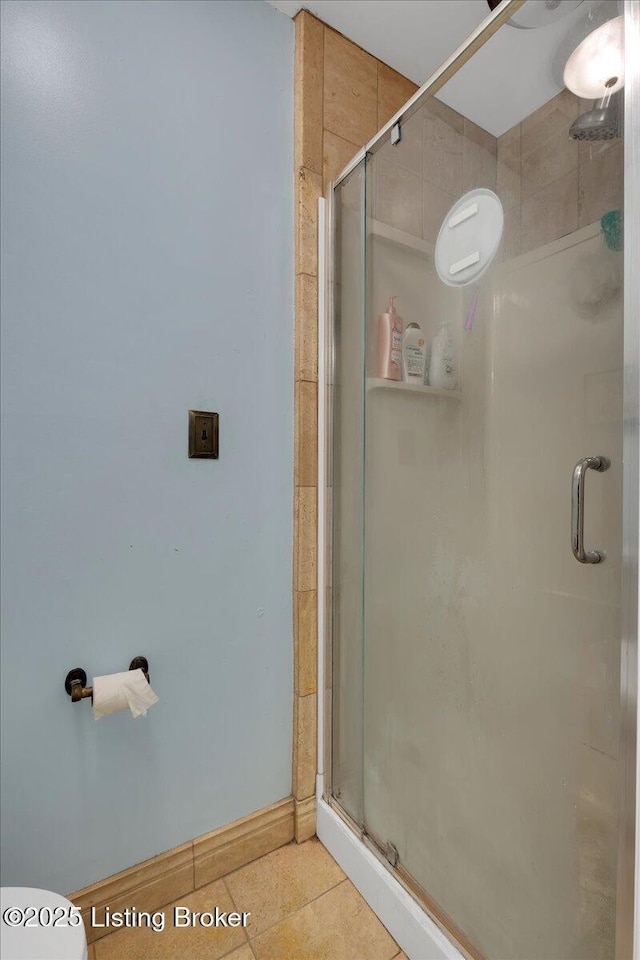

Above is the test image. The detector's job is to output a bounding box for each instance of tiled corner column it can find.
[293,11,323,842]
[292,10,417,843]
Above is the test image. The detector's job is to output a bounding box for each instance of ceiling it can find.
[267,0,490,87]
[265,0,613,137]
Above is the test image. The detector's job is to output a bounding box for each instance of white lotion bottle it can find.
[402,323,427,384]
[428,322,457,389]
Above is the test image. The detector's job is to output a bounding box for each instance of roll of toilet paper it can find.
[93,669,159,721]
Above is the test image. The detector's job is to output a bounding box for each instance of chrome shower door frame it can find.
[616,3,640,958]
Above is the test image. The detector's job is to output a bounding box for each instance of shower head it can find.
[568,89,622,140]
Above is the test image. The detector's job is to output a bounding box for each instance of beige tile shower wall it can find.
[292,10,417,839]
[372,95,497,244]
[497,88,623,258]
[373,85,622,261]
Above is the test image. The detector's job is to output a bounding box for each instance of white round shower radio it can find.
[435,188,504,288]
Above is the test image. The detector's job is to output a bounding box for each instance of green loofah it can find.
[601,209,622,251]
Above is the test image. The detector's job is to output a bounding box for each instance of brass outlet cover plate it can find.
[189,410,219,459]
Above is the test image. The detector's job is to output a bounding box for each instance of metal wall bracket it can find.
[386,842,400,867]
[391,122,402,146]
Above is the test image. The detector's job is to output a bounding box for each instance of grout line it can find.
[318,10,404,87]
[521,162,580,205]
[221,876,250,945]
[218,940,255,960]
[519,126,523,243]
[223,837,299,885]
[247,877,349,943]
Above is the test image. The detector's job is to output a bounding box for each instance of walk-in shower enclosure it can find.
[322,1,639,957]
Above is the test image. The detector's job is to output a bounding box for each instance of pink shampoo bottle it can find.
[377,296,403,380]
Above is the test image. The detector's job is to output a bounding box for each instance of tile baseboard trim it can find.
[294,796,316,843]
[193,797,294,888]
[69,796,294,945]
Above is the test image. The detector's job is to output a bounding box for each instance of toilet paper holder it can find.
[64,656,150,703]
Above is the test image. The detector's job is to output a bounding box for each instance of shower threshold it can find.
[317,794,468,960]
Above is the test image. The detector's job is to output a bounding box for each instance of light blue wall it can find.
[0,0,294,894]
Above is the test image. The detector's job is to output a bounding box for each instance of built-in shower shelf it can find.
[369,220,433,256]
[367,378,461,400]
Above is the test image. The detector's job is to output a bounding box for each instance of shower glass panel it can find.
[331,2,627,957]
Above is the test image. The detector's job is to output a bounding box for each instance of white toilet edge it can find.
[0,887,87,960]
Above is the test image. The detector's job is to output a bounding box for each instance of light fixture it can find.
[486,0,584,30]
[564,14,624,99]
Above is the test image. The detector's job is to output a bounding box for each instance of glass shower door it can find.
[332,4,627,958]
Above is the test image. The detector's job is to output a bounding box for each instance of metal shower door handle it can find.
[571,456,610,563]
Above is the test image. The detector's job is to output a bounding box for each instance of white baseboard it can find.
[316,798,463,960]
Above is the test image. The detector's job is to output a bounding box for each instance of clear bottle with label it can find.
[402,323,427,384]
[377,297,403,381]
[428,322,457,389]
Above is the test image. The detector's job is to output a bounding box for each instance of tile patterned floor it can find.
[91,838,407,960]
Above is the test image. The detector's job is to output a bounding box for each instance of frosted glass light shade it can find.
[508,0,583,30]
[564,15,624,99]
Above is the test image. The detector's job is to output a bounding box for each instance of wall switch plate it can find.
[189,410,219,459]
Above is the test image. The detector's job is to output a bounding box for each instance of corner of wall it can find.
[291,10,418,836]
